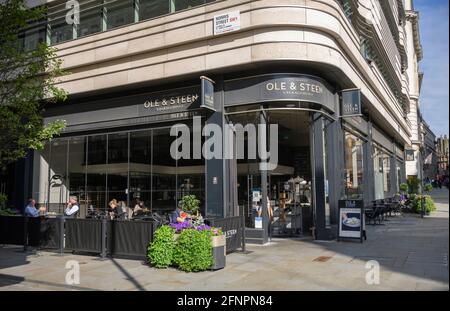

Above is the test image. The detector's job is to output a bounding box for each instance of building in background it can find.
[421,119,437,181]
[7,0,437,242]
[405,1,425,182]
[437,135,449,177]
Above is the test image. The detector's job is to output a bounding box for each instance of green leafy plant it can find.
[148,225,176,268]
[407,176,421,194]
[0,0,67,170]
[399,183,408,193]
[411,195,436,214]
[423,183,433,193]
[181,195,200,215]
[173,228,213,272]
[0,209,16,216]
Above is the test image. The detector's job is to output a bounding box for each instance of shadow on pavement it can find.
[0,246,32,270]
[293,203,449,285]
[0,273,25,288]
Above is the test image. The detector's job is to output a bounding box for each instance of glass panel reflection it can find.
[107,133,129,211]
[139,0,170,20]
[152,128,177,213]
[68,136,87,217]
[78,0,103,37]
[48,139,68,214]
[173,0,205,11]
[40,126,206,219]
[105,0,134,30]
[130,130,151,213]
[344,132,364,199]
[87,135,107,212]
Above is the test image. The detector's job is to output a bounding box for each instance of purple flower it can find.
[195,224,211,231]
[169,220,192,233]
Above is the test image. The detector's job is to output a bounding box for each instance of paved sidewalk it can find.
[0,189,448,291]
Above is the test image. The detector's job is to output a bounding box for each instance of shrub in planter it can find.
[173,228,213,272]
[412,195,436,214]
[407,176,421,194]
[399,183,409,193]
[180,195,201,216]
[148,225,176,268]
[424,183,433,193]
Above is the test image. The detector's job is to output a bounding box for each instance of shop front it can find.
[26,69,406,245]
[222,73,338,242]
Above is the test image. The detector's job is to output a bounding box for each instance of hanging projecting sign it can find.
[214,11,241,35]
[341,89,362,117]
[338,199,365,243]
[200,76,216,111]
[405,149,415,161]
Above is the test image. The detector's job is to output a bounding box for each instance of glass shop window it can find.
[344,132,364,199]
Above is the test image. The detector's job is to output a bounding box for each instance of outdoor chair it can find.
[372,200,387,222]
[365,205,383,225]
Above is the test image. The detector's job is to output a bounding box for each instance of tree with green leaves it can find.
[0,0,67,172]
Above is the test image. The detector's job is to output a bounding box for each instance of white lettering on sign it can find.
[265,81,324,94]
[214,11,241,35]
[226,229,237,238]
[143,94,199,111]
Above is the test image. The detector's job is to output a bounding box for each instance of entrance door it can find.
[229,109,314,237]
[267,111,312,237]
[237,172,262,228]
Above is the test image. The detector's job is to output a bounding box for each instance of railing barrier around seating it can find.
[0,216,155,260]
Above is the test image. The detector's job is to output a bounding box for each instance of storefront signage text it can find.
[265,81,324,94]
[143,94,199,111]
[224,74,336,112]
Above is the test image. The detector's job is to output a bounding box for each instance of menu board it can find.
[338,200,365,243]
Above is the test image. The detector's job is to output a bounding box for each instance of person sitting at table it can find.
[117,201,128,220]
[24,199,39,217]
[133,199,145,216]
[170,203,184,223]
[108,199,119,220]
[64,196,80,218]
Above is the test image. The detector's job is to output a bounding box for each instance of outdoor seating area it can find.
[365,196,403,225]
[0,213,245,262]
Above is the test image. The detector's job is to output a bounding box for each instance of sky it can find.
[415,0,449,137]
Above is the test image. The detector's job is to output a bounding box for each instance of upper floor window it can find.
[140,0,170,20]
[105,0,135,30]
[20,0,218,47]
[337,0,353,21]
[78,0,103,37]
[19,23,47,52]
